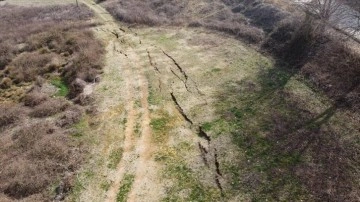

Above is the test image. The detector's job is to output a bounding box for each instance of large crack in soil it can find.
[214,148,222,177]
[162,51,188,80]
[198,126,212,143]
[170,92,194,125]
[198,142,209,167]
[163,50,205,98]
[169,83,224,195]
[147,50,161,73]
[214,148,224,195]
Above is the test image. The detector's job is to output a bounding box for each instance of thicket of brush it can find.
[101,0,265,43]
[0,4,104,201]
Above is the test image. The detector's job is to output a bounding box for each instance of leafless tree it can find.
[299,0,360,39]
[302,0,344,21]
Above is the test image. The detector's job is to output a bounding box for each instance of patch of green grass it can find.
[108,148,124,169]
[201,122,212,131]
[154,34,179,51]
[100,181,111,191]
[51,77,69,97]
[116,174,135,202]
[134,122,141,137]
[70,170,95,201]
[151,116,170,143]
[134,99,141,108]
[122,117,127,125]
[150,118,168,131]
[148,87,161,105]
[211,68,221,73]
[101,86,109,91]
[71,118,88,138]
[201,119,232,138]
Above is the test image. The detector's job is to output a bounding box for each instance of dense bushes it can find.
[102,0,263,44]
[0,4,103,201]
[1,121,82,199]
[0,4,104,99]
[301,41,360,105]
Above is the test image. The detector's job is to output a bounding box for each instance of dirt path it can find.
[81,1,157,201]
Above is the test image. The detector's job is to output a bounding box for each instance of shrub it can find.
[243,3,289,33]
[7,52,56,83]
[105,2,162,26]
[23,91,48,107]
[56,105,84,128]
[12,122,55,150]
[29,98,69,118]
[1,122,81,199]
[0,105,24,129]
[205,22,264,44]
[262,17,299,55]
[0,42,14,70]
[2,158,50,199]
[0,77,12,89]
[302,40,360,103]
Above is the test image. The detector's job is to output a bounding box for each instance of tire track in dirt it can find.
[105,99,136,202]
[102,40,139,202]
[127,66,153,202]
